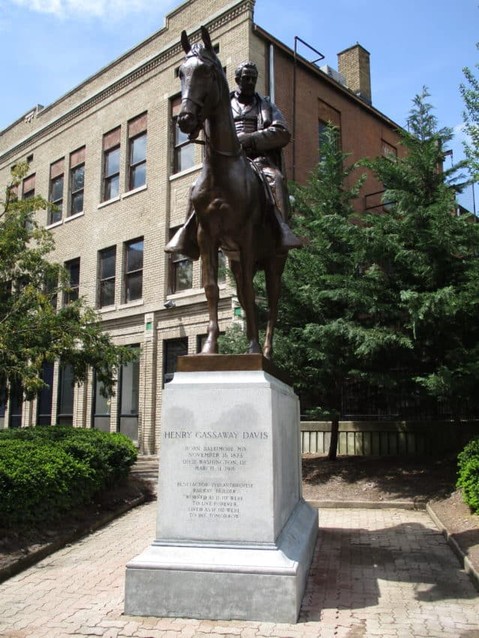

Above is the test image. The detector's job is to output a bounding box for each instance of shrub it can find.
[0,426,137,527]
[0,440,95,525]
[457,436,479,513]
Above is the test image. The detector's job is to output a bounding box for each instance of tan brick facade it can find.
[0,0,402,452]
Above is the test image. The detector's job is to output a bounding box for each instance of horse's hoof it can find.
[247,342,262,355]
[201,342,218,355]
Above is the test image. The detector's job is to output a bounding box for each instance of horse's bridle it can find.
[179,52,242,158]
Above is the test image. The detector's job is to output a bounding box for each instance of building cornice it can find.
[0,0,253,166]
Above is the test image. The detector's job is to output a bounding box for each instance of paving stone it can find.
[0,503,478,637]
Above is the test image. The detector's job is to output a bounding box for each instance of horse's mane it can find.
[188,42,224,76]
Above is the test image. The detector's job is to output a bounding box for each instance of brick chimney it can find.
[337,44,372,105]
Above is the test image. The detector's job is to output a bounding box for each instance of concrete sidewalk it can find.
[0,501,478,638]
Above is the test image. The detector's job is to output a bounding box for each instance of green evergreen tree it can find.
[273,124,409,459]
[0,164,135,401]
[363,88,479,417]
[274,92,479,458]
[461,44,479,181]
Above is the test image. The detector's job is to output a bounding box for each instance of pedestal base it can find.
[124,355,318,623]
[125,499,317,623]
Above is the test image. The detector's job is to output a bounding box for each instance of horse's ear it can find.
[181,30,191,54]
[201,26,213,51]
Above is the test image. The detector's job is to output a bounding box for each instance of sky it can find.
[1,0,478,210]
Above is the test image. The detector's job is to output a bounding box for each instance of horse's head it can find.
[177,26,223,141]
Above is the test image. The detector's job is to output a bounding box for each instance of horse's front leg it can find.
[198,228,219,354]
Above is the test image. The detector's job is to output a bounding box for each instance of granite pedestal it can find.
[124,355,318,623]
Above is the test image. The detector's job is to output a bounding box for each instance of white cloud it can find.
[9,0,166,18]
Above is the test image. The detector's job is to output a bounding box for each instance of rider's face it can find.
[236,69,258,98]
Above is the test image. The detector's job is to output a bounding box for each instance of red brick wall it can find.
[273,46,404,212]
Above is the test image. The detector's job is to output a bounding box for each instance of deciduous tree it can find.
[0,164,135,401]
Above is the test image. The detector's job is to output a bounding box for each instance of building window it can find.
[98,246,116,308]
[318,120,328,157]
[69,146,85,216]
[37,361,54,425]
[92,372,110,432]
[124,238,143,303]
[9,382,23,428]
[22,174,35,200]
[64,257,80,304]
[0,385,6,429]
[22,174,36,230]
[163,338,188,384]
[128,113,147,190]
[102,127,121,201]
[382,139,398,161]
[119,346,140,443]
[172,96,195,173]
[49,159,64,224]
[168,227,193,293]
[318,120,341,159]
[57,363,74,425]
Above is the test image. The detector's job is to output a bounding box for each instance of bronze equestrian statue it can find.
[165,26,300,359]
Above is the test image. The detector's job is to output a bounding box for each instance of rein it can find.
[183,50,242,159]
[190,135,242,158]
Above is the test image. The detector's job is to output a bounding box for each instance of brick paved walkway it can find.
[0,502,478,638]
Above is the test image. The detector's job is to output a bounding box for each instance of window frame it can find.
[171,96,195,174]
[163,338,188,385]
[103,146,120,201]
[128,133,147,190]
[102,127,121,202]
[98,245,116,308]
[381,139,398,162]
[22,174,35,200]
[48,159,64,225]
[57,363,74,426]
[127,114,148,191]
[64,257,80,305]
[124,238,144,303]
[69,147,86,217]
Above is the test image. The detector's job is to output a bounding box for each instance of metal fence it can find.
[300,420,479,456]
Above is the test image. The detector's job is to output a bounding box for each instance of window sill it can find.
[98,305,117,314]
[123,184,147,199]
[65,211,84,223]
[169,164,202,181]
[45,220,63,230]
[118,299,144,310]
[98,196,120,210]
[166,287,202,300]
[166,283,226,301]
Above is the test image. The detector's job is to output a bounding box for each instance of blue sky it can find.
[1,0,478,209]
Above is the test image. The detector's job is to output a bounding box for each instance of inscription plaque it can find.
[157,408,276,543]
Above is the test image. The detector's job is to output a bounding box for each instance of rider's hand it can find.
[237,132,255,150]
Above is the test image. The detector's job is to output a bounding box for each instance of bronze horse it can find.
[175,26,288,359]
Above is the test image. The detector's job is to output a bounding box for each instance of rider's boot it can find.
[274,209,303,250]
[164,213,200,260]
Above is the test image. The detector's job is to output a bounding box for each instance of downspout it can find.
[268,43,275,102]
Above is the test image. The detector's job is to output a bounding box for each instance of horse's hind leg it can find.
[263,256,286,359]
[238,251,261,355]
[230,259,245,311]
[198,229,219,354]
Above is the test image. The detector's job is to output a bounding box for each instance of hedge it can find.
[0,426,137,527]
[457,436,479,513]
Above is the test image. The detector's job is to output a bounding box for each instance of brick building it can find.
[0,0,402,452]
